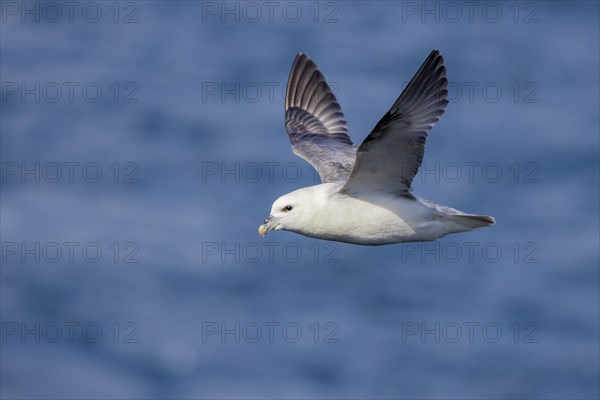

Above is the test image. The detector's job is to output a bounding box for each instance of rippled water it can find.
[1,1,599,398]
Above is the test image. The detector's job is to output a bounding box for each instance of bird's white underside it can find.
[265,184,492,246]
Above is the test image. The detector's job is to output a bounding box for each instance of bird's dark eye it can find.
[284,205,293,211]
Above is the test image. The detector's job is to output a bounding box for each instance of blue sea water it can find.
[1,1,599,398]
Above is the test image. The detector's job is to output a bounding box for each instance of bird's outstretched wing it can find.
[340,49,448,195]
[285,53,356,183]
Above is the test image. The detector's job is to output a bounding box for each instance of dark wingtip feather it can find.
[285,52,349,137]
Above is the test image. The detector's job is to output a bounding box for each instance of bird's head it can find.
[258,189,314,236]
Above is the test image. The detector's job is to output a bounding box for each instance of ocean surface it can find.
[1,1,599,398]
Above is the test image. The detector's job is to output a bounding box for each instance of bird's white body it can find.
[266,184,492,245]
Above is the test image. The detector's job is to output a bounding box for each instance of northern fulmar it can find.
[259,50,495,245]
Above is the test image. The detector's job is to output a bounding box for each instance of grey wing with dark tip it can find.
[340,49,449,195]
[285,53,356,183]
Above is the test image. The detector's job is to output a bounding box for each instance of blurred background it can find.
[1,1,599,398]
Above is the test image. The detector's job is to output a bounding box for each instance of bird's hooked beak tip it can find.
[258,215,275,237]
[258,224,268,236]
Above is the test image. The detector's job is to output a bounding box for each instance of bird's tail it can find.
[451,214,496,229]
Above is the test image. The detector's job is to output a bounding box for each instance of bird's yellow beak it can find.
[258,224,268,236]
[258,215,276,236]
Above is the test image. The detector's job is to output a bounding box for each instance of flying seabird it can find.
[258,50,495,245]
